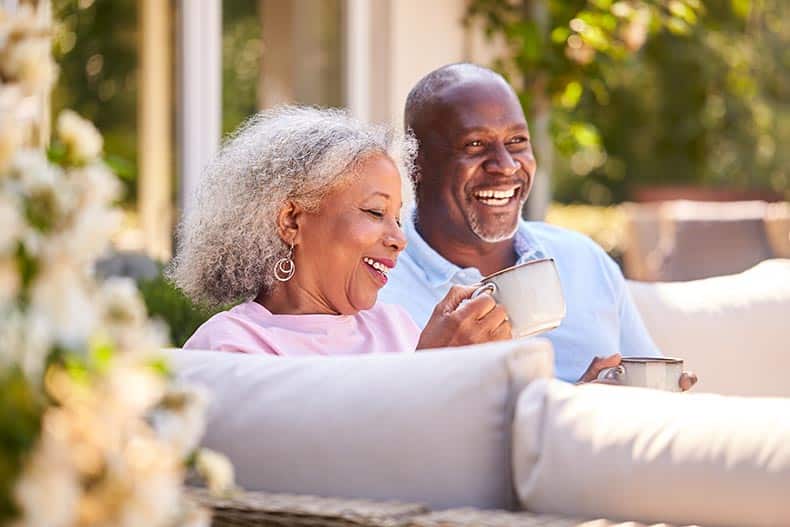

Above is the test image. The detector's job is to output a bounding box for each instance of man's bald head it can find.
[404,63,515,138]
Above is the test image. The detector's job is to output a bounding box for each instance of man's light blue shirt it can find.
[379,209,661,382]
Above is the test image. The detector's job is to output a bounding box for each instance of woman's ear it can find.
[276,200,304,245]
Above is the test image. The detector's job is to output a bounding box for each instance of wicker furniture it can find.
[190,488,664,527]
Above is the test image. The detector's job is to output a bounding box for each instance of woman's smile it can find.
[362,256,395,286]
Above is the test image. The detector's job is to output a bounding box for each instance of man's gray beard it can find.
[467,209,520,243]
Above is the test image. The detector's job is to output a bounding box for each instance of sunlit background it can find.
[46,0,789,344]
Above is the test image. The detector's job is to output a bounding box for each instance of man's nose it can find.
[485,142,519,176]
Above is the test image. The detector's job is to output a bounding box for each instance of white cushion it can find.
[628,259,790,397]
[513,379,790,526]
[165,338,553,510]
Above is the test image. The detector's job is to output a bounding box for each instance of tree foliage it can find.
[467,0,789,203]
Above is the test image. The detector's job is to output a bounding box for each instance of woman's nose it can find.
[385,222,407,252]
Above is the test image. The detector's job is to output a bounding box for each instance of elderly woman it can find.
[169,106,510,355]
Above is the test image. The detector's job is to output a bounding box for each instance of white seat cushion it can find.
[628,259,790,396]
[513,379,790,526]
[165,338,553,510]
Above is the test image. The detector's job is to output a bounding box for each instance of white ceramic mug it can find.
[470,258,566,339]
[597,357,684,391]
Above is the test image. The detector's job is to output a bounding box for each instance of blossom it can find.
[1,37,57,95]
[28,264,97,351]
[71,162,121,207]
[56,110,103,164]
[150,385,208,458]
[195,448,235,496]
[0,111,23,171]
[13,408,81,527]
[0,255,19,304]
[0,192,22,253]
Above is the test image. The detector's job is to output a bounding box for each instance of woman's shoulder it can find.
[183,302,279,354]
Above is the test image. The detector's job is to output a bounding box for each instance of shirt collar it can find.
[402,207,550,287]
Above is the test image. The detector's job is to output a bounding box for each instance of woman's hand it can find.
[417,285,512,350]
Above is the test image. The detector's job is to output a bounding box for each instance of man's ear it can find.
[276,200,304,245]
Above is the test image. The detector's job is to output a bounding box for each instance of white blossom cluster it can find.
[1,5,234,527]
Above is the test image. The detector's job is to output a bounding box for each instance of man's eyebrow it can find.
[458,123,529,135]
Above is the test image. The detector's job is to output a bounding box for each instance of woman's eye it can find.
[365,209,384,218]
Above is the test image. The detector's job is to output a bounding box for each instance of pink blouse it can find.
[183,301,421,356]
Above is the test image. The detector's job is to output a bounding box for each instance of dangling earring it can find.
[274,242,296,282]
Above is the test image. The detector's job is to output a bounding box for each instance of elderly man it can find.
[381,63,689,385]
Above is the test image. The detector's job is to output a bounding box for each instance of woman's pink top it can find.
[184,301,420,356]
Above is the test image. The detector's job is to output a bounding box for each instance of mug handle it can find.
[596,365,626,383]
[471,282,497,299]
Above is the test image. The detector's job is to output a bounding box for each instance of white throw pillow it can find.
[166,338,553,510]
[513,379,790,526]
[628,258,790,397]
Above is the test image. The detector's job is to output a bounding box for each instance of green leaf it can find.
[551,26,571,44]
[559,81,584,109]
[669,0,698,24]
[730,0,751,19]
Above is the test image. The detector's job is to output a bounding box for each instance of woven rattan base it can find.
[189,488,674,527]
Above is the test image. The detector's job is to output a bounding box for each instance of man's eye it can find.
[466,140,484,148]
[508,136,529,145]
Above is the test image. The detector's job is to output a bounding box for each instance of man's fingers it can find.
[679,371,698,391]
[577,353,622,383]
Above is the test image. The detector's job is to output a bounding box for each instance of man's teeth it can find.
[474,189,516,199]
[363,257,389,274]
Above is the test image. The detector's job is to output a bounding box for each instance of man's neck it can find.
[415,209,518,277]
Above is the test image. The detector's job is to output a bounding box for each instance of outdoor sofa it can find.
[169,259,790,526]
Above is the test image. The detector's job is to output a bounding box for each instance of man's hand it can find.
[577,354,699,392]
[678,371,698,391]
[417,285,512,350]
[576,353,622,384]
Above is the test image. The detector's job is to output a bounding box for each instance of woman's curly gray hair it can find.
[167,105,415,307]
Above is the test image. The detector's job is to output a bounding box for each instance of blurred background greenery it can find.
[468,0,789,204]
[52,0,788,207]
[49,0,787,335]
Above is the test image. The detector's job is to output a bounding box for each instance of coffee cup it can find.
[597,357,684,391]
[470,258,566,339]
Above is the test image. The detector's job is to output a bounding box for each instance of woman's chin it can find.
[348,293,378,314]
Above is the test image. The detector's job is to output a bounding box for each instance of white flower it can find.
[13,410,81,527]
[98,277,148,329]
[1,37,57,95]
[195,448,235,495]
[150,385,208,458]
[44,205,121,265]
[0,255,19,304]
[0,192,23,253]
[71,162,121,207]
[0,111,23,171]
[56,110,103,163]
[10,150,78,230]
[0,307,52,377]
[106,361,167,417]
[29,264,97,350]
[178,501,212,527]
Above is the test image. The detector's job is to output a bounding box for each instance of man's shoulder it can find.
[522,220,606,257]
